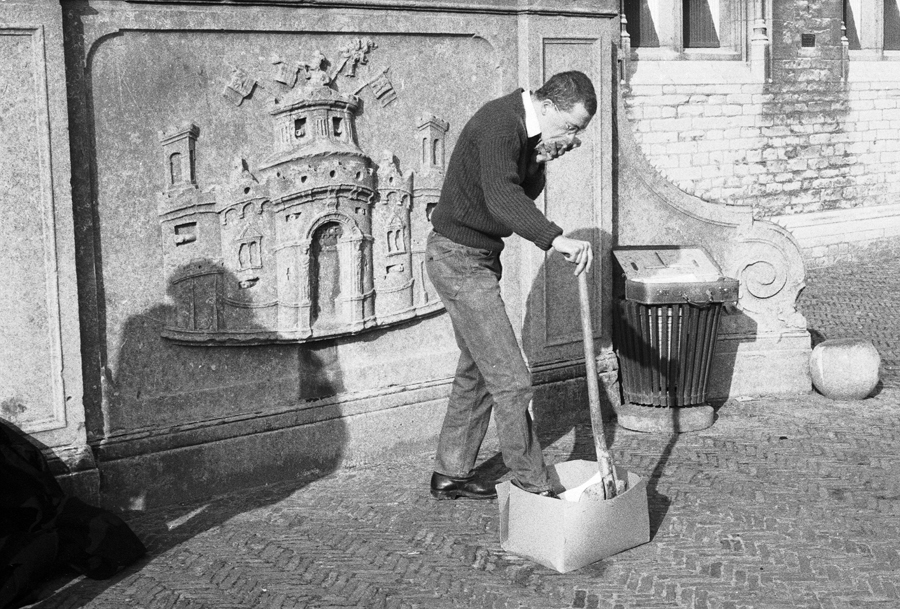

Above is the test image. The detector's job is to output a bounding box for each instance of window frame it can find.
[845,0,900,59]
[625,0,748,61]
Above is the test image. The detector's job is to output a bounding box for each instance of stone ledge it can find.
[91,354,619,463]
[121,0,618,16]
[770,203,900,268]
[94,368,615,510]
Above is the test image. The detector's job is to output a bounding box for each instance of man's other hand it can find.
[551,236,592,276]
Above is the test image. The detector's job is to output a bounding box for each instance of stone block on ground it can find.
[809,338,881,400]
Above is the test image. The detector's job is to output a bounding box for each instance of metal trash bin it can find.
[611,247,738,429]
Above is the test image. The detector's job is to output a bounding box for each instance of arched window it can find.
[311,222,343,326]
[169,152,182,185]
[237,237,262,270]
[386,221,406,255]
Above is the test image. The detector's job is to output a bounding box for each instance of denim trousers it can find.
[425,231,551,492]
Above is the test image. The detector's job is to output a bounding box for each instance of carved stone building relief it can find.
[157,42,444,344]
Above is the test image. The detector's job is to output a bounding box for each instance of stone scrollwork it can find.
[158,40,446,345]
[734,242,788,301]
[726,220,808,332]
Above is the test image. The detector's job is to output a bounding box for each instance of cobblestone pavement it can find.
[25,259,900,609]
[800,257,900,386]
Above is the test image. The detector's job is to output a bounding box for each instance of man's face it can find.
[536,100,592,162]
[539,100,592,144]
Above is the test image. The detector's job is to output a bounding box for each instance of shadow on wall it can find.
[709,308,759,404]
[107,259,348,499]
[26,261,348,607]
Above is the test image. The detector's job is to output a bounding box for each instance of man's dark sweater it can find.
[431,89,564,252]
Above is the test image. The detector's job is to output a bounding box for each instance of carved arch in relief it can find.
[303,211,368,329]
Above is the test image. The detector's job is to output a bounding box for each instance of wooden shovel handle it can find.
[578,271,619,499]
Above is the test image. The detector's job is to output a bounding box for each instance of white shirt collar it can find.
[522,89,541,138]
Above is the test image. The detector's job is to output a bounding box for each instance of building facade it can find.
[621,0,900,267]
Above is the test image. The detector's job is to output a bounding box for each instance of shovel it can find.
[577,271,624,500]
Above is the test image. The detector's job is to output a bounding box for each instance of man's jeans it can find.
[425,231,551,492]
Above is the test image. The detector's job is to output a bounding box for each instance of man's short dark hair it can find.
[534,71,597,116]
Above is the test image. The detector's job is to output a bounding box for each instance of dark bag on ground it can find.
[0,420,146,609]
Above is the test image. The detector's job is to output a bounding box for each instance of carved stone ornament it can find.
[158,41,445,345]
[271,56,298,88]
[222,65,257,106]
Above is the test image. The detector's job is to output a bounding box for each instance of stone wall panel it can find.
[0,0,93,496]
[62,0,622,507]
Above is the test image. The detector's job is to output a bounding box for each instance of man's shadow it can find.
[23,260,347,608]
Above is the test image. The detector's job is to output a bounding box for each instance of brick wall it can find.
[772,0,844,83]
[622,0,900,223]
[623,80,900,218]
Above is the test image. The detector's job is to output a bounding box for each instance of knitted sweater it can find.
[431,89,564,252]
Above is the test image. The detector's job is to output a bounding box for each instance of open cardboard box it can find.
[497,460,650,573]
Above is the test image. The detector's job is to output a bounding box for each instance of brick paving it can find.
[24,258,900,609]
[799,257,900,385]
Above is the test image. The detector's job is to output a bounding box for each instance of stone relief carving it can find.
[158,41,445,344]
[335,37,377,78]
[223,66,257,106]
[271,56,299,88]
[354,67,397,107]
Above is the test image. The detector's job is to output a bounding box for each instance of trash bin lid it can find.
[612,246,739,305]
[613,246,723,282]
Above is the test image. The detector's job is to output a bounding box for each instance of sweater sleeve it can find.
[478,132,563,251]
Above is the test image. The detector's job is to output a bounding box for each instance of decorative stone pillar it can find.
[298,239,313,334]
[340,229,364,329]
[618,0,631,84]
[841,20,850,81]
[360,235,375,322]
[276,240,299,333]
[750,0,771,82]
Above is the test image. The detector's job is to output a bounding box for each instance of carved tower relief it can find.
[157,41,445,344]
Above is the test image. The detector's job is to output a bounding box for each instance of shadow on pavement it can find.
[23,263,348,608]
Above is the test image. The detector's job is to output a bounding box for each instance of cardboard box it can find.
[497,460,650,573]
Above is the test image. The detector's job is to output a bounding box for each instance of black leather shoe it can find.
[511,480,559,499]
[430,472,497,500]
